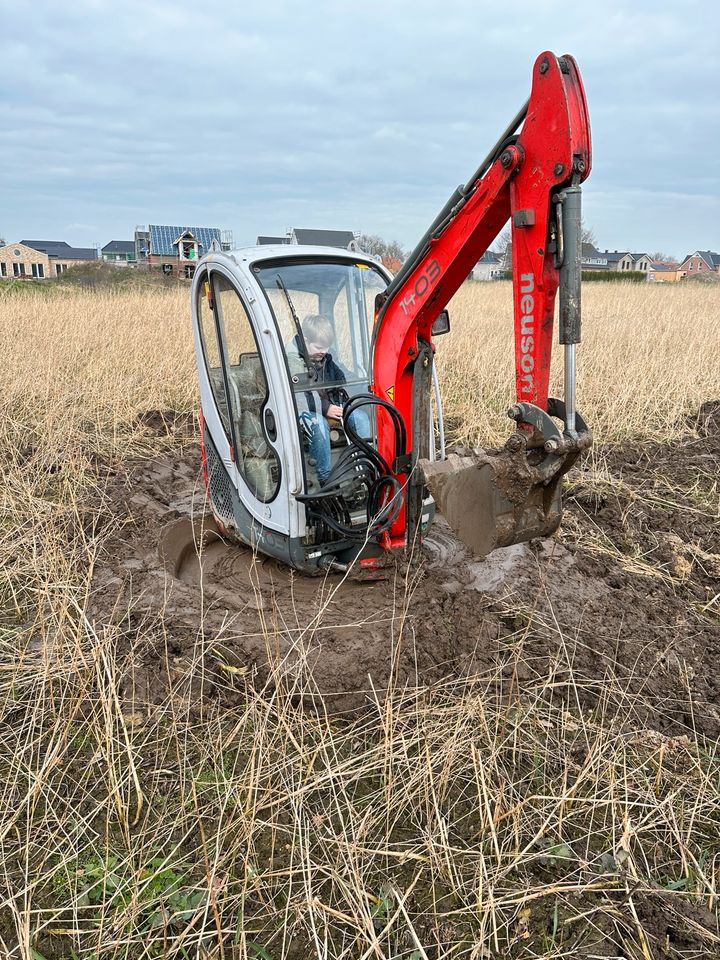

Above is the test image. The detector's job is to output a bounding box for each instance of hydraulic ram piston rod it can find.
[558,183,582,435]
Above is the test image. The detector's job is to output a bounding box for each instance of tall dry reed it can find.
[0,280,718,958]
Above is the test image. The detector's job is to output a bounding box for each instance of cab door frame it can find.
[192,257,302,539]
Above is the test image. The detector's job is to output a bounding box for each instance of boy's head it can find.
[302,314,334,360]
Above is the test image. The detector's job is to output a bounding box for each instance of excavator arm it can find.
[369,51,592,554]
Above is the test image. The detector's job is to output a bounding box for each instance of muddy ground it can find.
[90,403,720,739]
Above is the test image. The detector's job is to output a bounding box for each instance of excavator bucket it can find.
[419,402,591,557]
[420,449,562,557]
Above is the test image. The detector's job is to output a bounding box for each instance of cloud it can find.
[1,0,718,256]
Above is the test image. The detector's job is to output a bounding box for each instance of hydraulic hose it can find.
[298,393,407,542]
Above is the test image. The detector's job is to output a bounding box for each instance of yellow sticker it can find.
[355,263,369,269]
[386,385,395,402]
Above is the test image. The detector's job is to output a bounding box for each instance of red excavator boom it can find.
[370,51,592,554]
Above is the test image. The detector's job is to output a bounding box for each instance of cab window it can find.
[209,272,281,502]
[254,259,388,391]
[196,278,231,436]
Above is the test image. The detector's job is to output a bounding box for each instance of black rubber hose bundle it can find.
[300,393,407,542]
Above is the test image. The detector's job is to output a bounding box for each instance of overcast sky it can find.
[2,0,718,260]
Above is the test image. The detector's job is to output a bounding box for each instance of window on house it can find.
[32,263,45,278]
[13,262,25,277]
[0,263,6,277]
[55,263,67,275]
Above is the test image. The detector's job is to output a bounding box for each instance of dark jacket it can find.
[287,335,349,416]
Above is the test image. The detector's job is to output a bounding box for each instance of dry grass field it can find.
[0,279,719,959]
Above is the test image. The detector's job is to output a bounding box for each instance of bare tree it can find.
[355,234,406,261]
[581,222,597,247]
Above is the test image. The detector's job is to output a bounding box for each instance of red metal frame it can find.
[370,52,591,549]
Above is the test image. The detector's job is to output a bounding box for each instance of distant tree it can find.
[495,227,512,268]
[496,221,590,251]
[580,222,597,247]
[650,250,678,263]
[355,234,406,261]
[496,226,511,255]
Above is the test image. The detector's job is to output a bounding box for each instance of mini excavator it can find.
[190,51,592,573]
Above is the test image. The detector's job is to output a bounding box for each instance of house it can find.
[381,256,402,274]
[648,261,682,283]
[602,250,652,275]
[289,228,356,248]
[679,250,720,278]
[581,243,608,271]
[0,240,97,279]
[471,250,503,281]
[23,240,98,266]
[256,235,289,245]
[629,252,653,275]
[102,240,136,265]
[135,225,233,278]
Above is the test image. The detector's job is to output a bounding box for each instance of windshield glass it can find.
[253,258,388,387]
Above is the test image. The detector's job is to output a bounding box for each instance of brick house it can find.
[679,250,720,278]
[135,225,232,278]
[0,240,97,279]
[381,255,402,273]
[648,261,682,282]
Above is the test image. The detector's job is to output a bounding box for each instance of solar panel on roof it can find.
[149,225,222,256]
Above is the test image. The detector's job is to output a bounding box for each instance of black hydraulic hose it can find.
[300,393,407,541]
[343,393,407,466]
[341,394,406,536]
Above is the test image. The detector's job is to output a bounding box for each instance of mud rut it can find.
[90,404,720,737]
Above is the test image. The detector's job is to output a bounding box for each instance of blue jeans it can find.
[300,409,371,485]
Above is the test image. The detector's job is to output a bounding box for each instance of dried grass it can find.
[0,281,718,958]
[441,281,720,447]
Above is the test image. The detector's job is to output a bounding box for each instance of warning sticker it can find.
[386,385,395,402]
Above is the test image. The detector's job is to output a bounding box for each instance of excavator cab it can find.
[191,246,441,573]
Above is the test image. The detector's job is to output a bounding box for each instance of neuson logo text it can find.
[519,273,535,395]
